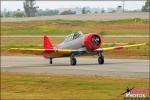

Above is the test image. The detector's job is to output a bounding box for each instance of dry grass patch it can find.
[1,72,149,99]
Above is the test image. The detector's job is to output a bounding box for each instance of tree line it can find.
[1,0,149,18]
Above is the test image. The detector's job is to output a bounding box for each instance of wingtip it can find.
[136,43,146,46]
[141,43,146,45]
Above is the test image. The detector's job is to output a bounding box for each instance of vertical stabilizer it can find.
[44,35,53,49]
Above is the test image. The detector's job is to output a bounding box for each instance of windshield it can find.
[64,31,84,42]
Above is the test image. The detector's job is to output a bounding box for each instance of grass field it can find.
[1,72,149,99]
[1,19,149,36]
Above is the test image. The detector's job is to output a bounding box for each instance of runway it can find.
[1,56,149,78]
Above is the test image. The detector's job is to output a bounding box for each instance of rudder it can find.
[44,35,53,49]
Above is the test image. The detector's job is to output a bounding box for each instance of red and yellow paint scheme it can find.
[10,32,146,65]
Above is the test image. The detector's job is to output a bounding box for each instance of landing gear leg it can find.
[98,52,104,64]
[70,56,77,65]
[49,58,52,64]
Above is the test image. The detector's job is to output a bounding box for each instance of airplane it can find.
[10,31,146,65]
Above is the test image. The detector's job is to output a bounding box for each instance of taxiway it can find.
[1,56,149,78]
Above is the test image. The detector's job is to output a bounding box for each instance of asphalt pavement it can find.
[1,56,149,78]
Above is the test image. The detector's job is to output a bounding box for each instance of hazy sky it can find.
[1,1,146,11]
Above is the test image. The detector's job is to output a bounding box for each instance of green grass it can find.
[1,72,149,99]
[1,27,148,36]
[47,19,86,26]
[16,18,149,25]
[1,27,78,36]
[99,30,149,35]
[1,19,149,36]
[95,18,149,25]
[1,44,42,49]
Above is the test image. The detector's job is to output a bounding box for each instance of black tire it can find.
[71,58,77,65]
[50,59,52,64]
[98,56,104,64]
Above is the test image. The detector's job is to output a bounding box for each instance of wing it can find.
[9,43,146,57]
[9,48,45,55]
[95,43,146,52]
[9,48,84,58]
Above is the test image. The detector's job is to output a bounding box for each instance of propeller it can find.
[91,35,100,46]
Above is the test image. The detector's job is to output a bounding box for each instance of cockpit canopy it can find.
[64,31,84,42]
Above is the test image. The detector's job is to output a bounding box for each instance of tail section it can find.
[44,35,53,49]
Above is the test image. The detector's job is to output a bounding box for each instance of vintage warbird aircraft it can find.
[11,32,145,65]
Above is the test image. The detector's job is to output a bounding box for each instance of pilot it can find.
[73,31,82,39]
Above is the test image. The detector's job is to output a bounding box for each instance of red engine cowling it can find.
[84,33,102,50]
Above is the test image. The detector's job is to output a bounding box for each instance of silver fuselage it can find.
[58,35,85,50]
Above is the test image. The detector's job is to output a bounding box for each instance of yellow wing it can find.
[9,48,75,57]
[9,43,146,57]
[97,43,146,51]
[9,48,45,55]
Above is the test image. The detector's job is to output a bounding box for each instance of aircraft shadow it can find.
[15,61,136,68]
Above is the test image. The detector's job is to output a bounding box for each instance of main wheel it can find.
[49,58,52,64]
[98,56,104,64]
[70,57,77,65]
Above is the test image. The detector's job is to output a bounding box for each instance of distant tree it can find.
[0,13,3,17]
[5,11,12,17]
[49,10,59,15]
[101,8,105,13]
[82,7,86,14]
[82,7,91,14]
[94,11,98,14]
[46,9,59,16]
[112,10,116,13]
[60,10,76,15]
[13,9,25,17]
[87,10,91,14]
[36,9,59,16]
[142,0,149,12]
[117,6,122,10]
[23,0,39,17]
[13,12,25,17]
[116,6,123,12]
